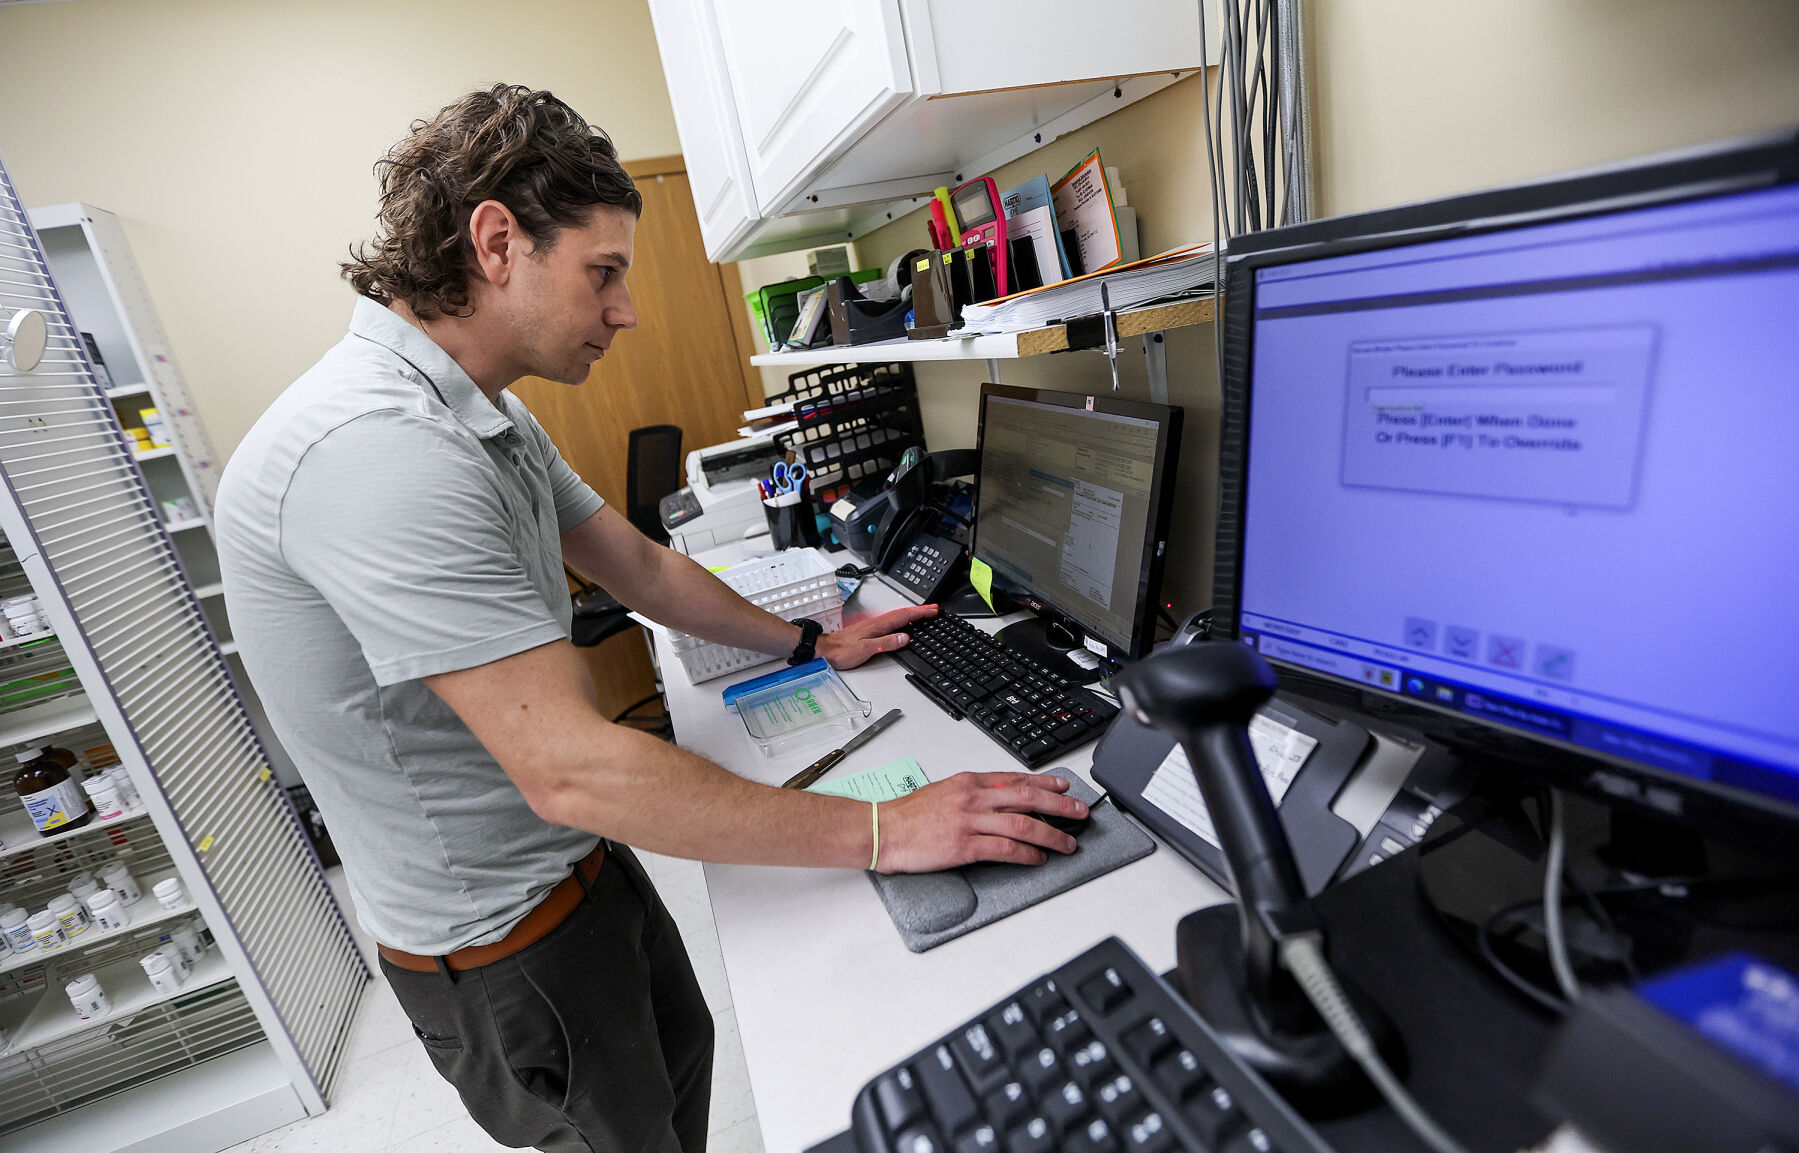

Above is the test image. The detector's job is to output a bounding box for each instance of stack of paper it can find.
[957,243,1218,333]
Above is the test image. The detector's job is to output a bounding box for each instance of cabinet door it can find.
[712,0,913,217]
[648,0,761,261]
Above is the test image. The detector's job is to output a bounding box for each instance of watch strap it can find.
[788,617,825,665]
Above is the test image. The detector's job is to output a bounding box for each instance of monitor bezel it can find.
[972,382,1183,661]
[1211,129,1799,843]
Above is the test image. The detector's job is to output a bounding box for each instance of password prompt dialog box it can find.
[1340,326,1658,508]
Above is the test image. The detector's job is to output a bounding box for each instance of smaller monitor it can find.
[971,383,1182,677]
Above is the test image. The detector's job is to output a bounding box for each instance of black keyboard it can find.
[846,937,1332,1153]
[890,613,1121,768]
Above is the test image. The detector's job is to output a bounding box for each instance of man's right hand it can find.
[874,772,1089,872]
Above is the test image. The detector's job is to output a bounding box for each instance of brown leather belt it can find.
[377,842,606,974]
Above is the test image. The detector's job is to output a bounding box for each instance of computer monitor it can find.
[971,383,1182,677]
[1213,130,1799,845]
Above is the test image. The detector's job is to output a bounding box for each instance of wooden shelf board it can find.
[164,517,210,533]
[748,296,1215,368]
[129,446,177,462]
[103,382,151,400]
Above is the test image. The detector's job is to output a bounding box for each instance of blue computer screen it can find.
[1236,183,1799,804]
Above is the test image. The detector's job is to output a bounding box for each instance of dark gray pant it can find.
[381,845,715,1152]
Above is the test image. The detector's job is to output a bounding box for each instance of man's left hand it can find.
[816,604,938,669]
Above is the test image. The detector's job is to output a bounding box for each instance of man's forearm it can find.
[540,720,872,867]
[627,546,803,656]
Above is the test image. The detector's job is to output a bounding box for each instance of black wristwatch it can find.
[788,617,825,665]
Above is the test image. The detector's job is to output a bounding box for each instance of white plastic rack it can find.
[0,154,366,1151]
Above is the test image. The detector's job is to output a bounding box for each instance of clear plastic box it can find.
[722,659,872,758]
[670,549,844,683]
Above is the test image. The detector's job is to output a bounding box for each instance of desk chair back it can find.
[626,424,683,545]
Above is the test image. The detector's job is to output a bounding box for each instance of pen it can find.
[782,708,903,789]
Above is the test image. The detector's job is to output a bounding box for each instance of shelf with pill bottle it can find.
[0,866,191,978]
[0,918,231,1057]
[0,785,149,864]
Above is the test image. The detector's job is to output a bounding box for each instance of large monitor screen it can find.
[973,387,1180,658]
[1234,181,1799,808]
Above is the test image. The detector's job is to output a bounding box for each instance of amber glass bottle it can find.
[14,746,95,837]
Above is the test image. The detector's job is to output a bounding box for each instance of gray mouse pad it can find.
[867,768,1156,952]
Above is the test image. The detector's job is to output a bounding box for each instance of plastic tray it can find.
[723,659,871,758]
[670,550,845,683]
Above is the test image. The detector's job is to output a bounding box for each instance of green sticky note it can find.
[808,758,929,803]
[968,557,996,611]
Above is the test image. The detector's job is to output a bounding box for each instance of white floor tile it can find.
[385,1114,510,1152]
[710,1115,769,1153]
[339,975,414,1063]
[707,1005,759,1134]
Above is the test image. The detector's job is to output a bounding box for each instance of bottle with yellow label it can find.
[14,746,94,837]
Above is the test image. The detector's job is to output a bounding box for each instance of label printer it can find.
[658,436,783,554]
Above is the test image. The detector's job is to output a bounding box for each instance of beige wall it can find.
[0,0,679,459]
[3,0,1796,614]
[834,0,1799,615]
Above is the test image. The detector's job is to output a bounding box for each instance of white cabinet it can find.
[650,0,1214,262]
[648,0,760,257]
[713,1,912,216]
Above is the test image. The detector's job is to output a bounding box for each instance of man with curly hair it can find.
[215,85,1085,1152]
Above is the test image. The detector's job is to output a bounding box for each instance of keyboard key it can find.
[1020,982,1067,1027]
[1183,1081,1242,1146]
[952,1024,1008,1091]
[916,1045,979,1135]
[896,1124,944,1153]
[986,1002,1039,1060]
[1053,721,1085,743]
[875,1066,925,1131]
[1123,1111,1175,1153]
[1021,1046,1064,1096]
[1005,1115,1056,1153]
[1121,1018,1175,1068]
[1065,1117,1123,1153]
[1045,1009,1091,1054]
[981,1081,1031,1131]
[953,1123,1002,1153]
[1041,1080,1090,1134]
[1150,1047,1207,1100]
[1078,967,1133,1015]
[1069,1039,1116,1088]
[1093,1073,1144,1127]
[1220,1127,1278,1153]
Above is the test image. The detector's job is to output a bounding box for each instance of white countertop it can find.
[649,543,1229,1153]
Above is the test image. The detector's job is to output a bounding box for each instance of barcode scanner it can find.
[1115,642,1401,1115]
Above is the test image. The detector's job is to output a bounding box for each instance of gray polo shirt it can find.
[215,296,605,954]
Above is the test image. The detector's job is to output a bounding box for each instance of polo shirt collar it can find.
[349,295,517,440]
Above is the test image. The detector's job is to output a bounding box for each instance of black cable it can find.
[1477,898,1571,1014]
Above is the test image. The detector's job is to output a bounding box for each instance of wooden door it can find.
[511,155,763,719]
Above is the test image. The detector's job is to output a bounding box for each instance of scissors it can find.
[771,462,808,494]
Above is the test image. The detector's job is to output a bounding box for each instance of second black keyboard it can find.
[889,613,1121,768]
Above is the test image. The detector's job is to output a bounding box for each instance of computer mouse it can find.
[1032,809,1091,838]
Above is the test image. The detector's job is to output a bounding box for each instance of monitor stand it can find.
[995,614,1109,685]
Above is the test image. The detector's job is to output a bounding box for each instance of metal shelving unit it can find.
[0,153,366,1152]
[28,200,301,788]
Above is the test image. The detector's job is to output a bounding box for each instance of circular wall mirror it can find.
[4,309,49,372]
